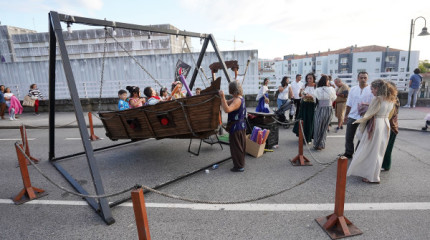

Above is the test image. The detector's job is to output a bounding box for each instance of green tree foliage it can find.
[419,60,430,73]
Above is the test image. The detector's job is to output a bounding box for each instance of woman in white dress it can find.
[347,79,396,183]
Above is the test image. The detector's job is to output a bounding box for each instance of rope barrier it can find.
[299,120,332,165]
[16,143,137,199]
[17,141,336,203]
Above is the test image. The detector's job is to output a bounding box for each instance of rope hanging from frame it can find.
[97,27,109,113]
[105,29,164,89]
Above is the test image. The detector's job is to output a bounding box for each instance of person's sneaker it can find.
[341,126,343,130]
[230,167,245,172]
[402,105,410,108]
[340,153,353,159]
[422,126,428,131]
[9,117,14,121]
[33,113,40,116]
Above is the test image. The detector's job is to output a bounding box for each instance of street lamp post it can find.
[407,16,430,72]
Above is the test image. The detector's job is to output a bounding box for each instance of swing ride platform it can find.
[47,11,234,225]
[99,78,221,141]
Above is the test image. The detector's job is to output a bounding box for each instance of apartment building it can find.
[276,45,419,89]
[0,24,191,63]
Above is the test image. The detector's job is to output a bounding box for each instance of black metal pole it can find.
[49,11,114,225]
[48,13,57,161]
[189,38,209,90]
[57,13,207,39]
[209,34,232,83]
[407,19,413,73]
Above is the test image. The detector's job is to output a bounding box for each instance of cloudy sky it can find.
[1,0,429,61]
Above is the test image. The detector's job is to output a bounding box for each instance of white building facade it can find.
[274,46,420,90]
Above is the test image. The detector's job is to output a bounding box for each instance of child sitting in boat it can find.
[118,89,130,110]
[171,81,186,99]
[160,87,169,101]
[126,86,146,108]
[195,88,202,95]
[144,86,161,105]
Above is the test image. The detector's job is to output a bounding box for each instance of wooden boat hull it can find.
[99,78,221,141]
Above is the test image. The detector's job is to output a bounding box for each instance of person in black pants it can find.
[290,74,304,120]
[342,72,373,158]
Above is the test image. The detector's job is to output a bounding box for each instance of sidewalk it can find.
[0,112,104,129]
[0,107,429,132]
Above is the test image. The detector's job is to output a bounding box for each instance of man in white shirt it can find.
[342,72,374,158]
[290,74,304,120]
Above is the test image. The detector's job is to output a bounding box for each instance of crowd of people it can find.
[0,83,43,120]
[252,70,421,183]
[0,69,424,179]
[116,81,202,111]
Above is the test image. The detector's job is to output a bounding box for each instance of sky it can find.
[1,0,429,61]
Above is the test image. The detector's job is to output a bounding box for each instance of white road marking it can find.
[327,135,345,138]
[65,138,104,140]
[0,138,35,141]
[1,199,430,211]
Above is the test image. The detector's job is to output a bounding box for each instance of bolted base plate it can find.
[315,216,363,239]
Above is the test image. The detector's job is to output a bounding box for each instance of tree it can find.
[419,60,430,73]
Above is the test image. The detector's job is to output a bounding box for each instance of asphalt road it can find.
[0,126,429,239]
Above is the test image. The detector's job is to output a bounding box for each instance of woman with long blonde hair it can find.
[347,79,396,183]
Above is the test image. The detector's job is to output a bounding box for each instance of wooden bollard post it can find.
[88,112,100,141]
[290,120,312,166]
[13,143,47,204]
[131,188,151,240]
[315,156,362,239]
[20,125,39,165]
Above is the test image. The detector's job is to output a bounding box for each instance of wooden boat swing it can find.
[99,77,222,141]
[99,60,243,142]
[47,11,237,225]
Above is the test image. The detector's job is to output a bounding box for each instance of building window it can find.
[330,70,333,74]
[340,58,348,65]
[376,57,380,62]
[400,68,405,72]
[375,68,380,73]
[304,62,307,66]
[385,56,396,63]
[335,70,338,74]
[357,58,367,62]
[341,68,348,73]
[330,60,333,64]
[357,69,366,73]
[317,61,321,65]
[385,67,394,72]
[335,59,338,64]
[401,57,406,61]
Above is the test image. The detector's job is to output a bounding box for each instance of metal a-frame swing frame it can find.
[47,11,232,225]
